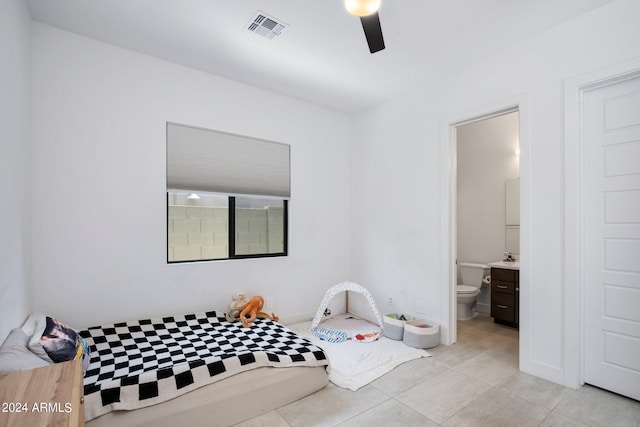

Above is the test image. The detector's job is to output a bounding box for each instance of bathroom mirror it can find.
[506,227,520,254]
[505,178,520,254]
[505,179,519,226]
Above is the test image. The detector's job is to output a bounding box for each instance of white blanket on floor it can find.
[288,321,430,391]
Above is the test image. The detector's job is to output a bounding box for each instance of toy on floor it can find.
[231,295,279,328]
[311,281,384,343]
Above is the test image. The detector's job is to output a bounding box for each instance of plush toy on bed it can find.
[237,296,279,328]
[231,292,249,309]
[225,292,249,322]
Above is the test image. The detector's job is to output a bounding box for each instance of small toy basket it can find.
[383,313,410,340]
[403,319,440,349]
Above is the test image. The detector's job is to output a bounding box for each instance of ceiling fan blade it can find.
[360,12,385,54]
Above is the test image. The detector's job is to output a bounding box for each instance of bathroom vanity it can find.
[488,261,519,328]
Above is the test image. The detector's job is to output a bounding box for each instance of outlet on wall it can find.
[388,296,393,305]
[266,296,274,309]
[416,300,423,313]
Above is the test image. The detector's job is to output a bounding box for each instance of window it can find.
[233,196,287,256]
[166,123,289,262]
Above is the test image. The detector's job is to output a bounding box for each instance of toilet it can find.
[457,262,490,320]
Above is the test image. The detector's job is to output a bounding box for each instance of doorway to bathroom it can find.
[453,109,520,337]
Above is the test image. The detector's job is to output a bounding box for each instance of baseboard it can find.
[477,302,490,314]
[279,312,315,326]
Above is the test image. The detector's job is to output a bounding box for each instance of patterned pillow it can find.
[313,327,349,343]
[28,316,90,373]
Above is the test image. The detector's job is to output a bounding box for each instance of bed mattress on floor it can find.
[79,311,329,422]
[86,365,328,427]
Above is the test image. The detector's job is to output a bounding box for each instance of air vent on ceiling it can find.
[247,11,288,39]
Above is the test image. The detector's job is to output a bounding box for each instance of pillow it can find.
[21,311,46,337]
[313,327,349,343]
[0,328,50,376]
[28,316,90,373]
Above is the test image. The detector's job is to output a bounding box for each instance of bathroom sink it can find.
[488,260,520,270]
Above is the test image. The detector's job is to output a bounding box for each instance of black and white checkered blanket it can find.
[79,311,329,421]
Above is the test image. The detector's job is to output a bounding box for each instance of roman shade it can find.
[167,123,290,198]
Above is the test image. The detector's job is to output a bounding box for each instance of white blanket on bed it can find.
[288,321,430,391]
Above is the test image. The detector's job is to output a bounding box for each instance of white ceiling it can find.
[27,0,615,113]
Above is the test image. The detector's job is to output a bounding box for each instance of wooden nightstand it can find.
[0,359,85,426]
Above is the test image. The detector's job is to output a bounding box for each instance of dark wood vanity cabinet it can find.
[491,267,519,328]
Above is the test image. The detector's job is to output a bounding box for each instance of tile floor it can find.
[235,314,640,427]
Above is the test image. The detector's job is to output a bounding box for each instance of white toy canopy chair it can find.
[311,282,384,343]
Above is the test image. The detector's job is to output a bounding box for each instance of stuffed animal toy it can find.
[225,308,241,323]
[238,296,279,328]
[230,292,249,309]
[225,292,250,322]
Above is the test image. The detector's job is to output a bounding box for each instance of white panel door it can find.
[583,74,640,401]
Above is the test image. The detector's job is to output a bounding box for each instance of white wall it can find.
[457,112,519,265]
[31,24,351,328]
[349,0,640,387]
[0,0,32,343]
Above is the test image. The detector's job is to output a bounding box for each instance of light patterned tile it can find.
[540,411,590,427]
[459,315,498,332]
[233,410,291,427]
[456,324,495,342]
[458,315,519,341]
[442,388,549,427]
[371,357,450,396]
[337,399,438,427]
[395,370,490,424]
[276,384,389,427]
[427,341,489,368]
[492,324,520,340]
[475,332,519,358]
[496,372,567,409]
[452,349,519,386]
[554,384,640,427]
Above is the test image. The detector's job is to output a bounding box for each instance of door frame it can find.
[441,93,530,355]
[563,58,640,389]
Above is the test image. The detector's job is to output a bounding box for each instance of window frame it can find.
[166,193,288,263]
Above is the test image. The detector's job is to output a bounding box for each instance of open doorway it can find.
[449,108,520,343]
